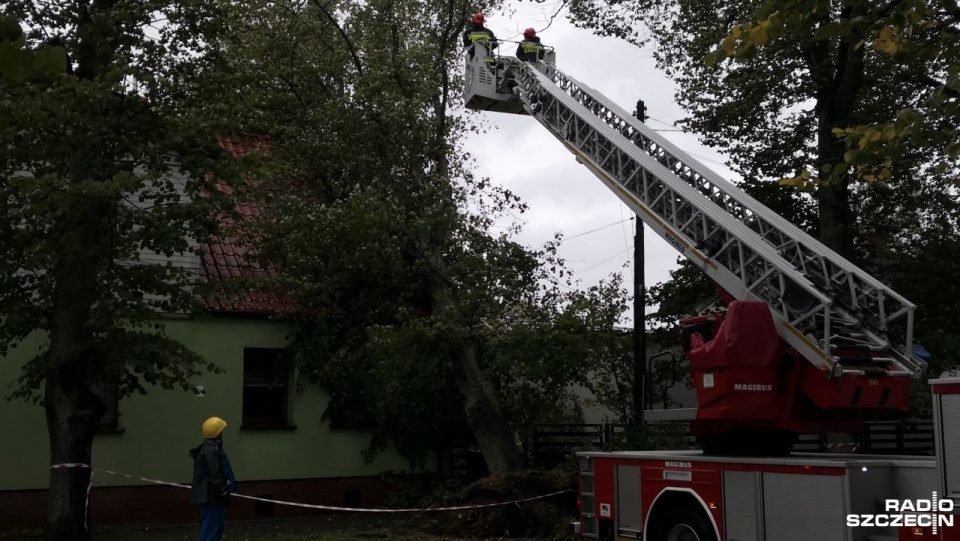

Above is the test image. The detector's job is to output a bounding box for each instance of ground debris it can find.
[407,470,580,540]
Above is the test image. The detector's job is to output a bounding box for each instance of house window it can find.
[91,382,120,432]
[242,348,290,427]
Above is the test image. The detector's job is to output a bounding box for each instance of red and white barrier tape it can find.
[50,463,571,520]
[229,489,572,512]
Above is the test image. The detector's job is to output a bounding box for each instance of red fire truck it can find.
[463,41,959,541]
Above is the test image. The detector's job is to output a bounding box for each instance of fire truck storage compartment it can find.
[731,461,937,541]
[722,470,761,541]
[935,392,960,501]
[616,464,642,537]
[580,457,598,537]
[726,468,848,541]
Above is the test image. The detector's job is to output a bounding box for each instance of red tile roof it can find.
[217,135,272,158]
[197,136,297,315]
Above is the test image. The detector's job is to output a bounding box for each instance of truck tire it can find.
[648,505,717,541]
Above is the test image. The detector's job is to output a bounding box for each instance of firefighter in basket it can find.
[462,12,498,66]
[516,27,545,62]
[503,27,548,94]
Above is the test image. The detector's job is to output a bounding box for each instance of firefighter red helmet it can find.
[524,27,536,37]
[472,13,484,24]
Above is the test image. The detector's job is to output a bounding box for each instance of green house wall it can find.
[0,316,417,491]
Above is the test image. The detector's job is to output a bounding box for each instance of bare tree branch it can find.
[912,72,960,99]
[309,0,364,77]
[540,0,570,33]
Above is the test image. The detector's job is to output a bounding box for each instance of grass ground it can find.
[78,513,524,541]
[4,514,509,541]
[3,471,577,540]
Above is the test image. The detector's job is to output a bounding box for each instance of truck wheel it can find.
[649,506,717,541]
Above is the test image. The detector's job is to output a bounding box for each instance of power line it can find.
[559,217,634,244]
[576,247,632,273]
[619,203,630,252]
[648,116,682,130]
[689,152,731,168]
[643,118,733,168]
[645,118,732,161]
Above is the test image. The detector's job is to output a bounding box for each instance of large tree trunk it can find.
[45,254,104,540]
[430,283,527,474]
[805,5,867,260]
[44,197,108,539]
[37,1,125,538]
[410,185,528,473]
[402,4,524,475]
[451,338,527,474]
[816,140,856,258]
[45,375,102,541]
[809,6,866,450]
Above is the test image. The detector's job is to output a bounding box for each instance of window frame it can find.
[91,381,122,433]
[241,347,295,430]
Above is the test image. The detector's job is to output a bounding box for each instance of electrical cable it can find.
[575,247,631,273]
[558,217,633,244]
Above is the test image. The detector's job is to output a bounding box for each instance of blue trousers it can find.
[199,503,225,541]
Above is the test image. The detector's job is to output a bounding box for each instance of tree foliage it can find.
[564,0,960,259]
[703,0,960,189]
[1,1,245,538]
[563,0,960,410]
[0,15,66,81]
[487,274,633,429]
[215,0,638,472]
[2,0,243,400]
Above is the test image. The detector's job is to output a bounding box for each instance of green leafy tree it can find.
[0,1,244,539]
[576,329,635,423]
[216,0,646,474]
[0,15,65,81]
[704,0,960,189]
[488,273,634,431]
[564,0,960,260]
[562,0,960,389]
[217,0,530,474]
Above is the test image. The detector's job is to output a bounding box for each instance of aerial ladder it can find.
[463,42,930,455]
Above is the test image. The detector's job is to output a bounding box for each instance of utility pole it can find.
[632,99,648,427]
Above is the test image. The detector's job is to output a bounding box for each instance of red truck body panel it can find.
[573,374,960,541]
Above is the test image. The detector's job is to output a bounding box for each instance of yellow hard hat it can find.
[202,416,227,439]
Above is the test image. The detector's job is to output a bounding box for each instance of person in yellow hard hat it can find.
[189,416,236,541]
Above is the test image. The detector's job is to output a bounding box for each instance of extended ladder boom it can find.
[509,61,925,380]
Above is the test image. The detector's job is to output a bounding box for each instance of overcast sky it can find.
[461,1,743,325]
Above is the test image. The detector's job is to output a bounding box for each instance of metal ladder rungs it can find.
[515,63,922,384]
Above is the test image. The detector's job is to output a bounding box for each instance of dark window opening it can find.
[92,382,120,432]
[242,348,290,428]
